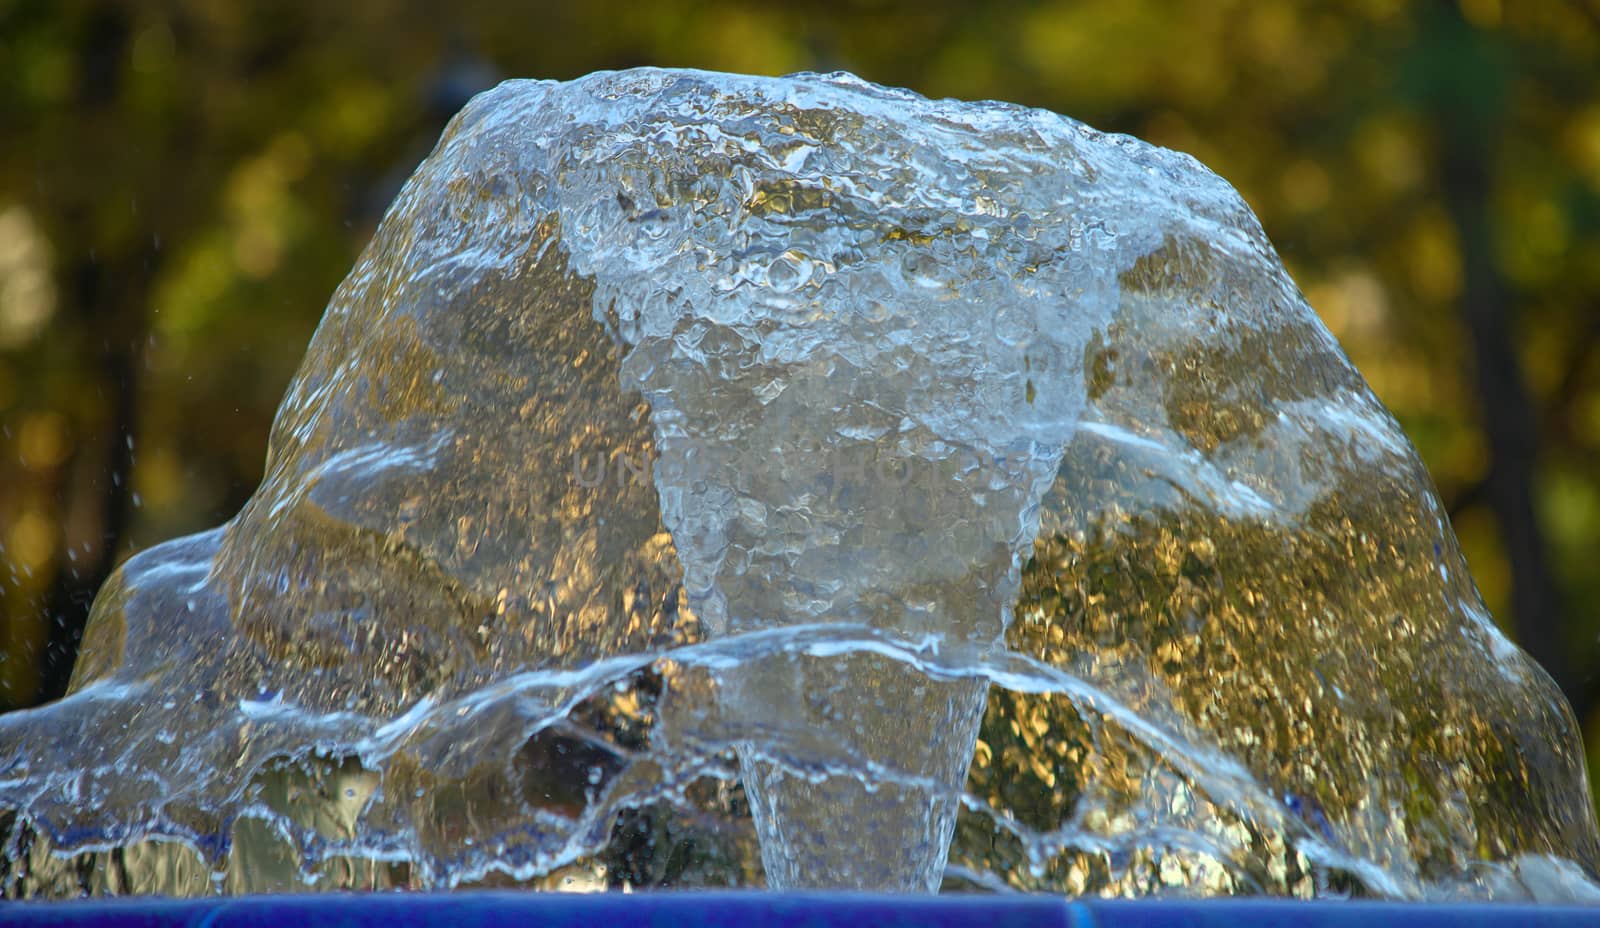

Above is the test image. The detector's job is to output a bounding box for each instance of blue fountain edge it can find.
[2,892,1596,928]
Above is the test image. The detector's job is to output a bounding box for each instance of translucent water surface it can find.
[2,69,1597,901]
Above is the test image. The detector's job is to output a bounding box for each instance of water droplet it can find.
[766,251,813,293]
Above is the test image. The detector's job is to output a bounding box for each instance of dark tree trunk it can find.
[1437,106,1571,701]
[32,2,144,703]
[34,259,149,704]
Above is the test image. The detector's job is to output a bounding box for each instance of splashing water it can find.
[3,69,1598,901]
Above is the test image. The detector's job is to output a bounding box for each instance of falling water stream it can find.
[2,69,1598,901]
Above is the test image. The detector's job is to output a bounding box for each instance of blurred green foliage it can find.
[2,0,1598,808]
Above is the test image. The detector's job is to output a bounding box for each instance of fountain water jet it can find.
[2,68,1598,901]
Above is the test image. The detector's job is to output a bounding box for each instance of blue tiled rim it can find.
[2,893,1596,928]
